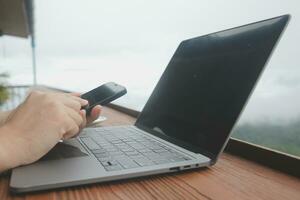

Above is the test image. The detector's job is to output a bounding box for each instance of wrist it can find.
[0,110,12,126]
[0,125,23,172]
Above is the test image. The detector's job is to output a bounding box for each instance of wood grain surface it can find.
[0,106,299,200]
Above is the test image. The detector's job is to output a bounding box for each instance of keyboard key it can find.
[110,151,124,156]
[104,165,123,171]
[109,160,119,165]
[111,140,123,144]
[125,151,140,156]
[81,138,100,150]
[100,161,111,167]
[153,148,168,153]
[182,156,192,160]
[92,149,106,154]
[117,158,139,169]
[82,126,193,172]
[113,155,130,160]
[130,144,145,150]
[142,152,161,158]
[95,153,110,158]
[97,157,111,162]
[105,148,118,152]
[121,147,135,152]
[138,149,153,153]
[132,155,154,166]
[160,152,176,157]
[149,146,162,150]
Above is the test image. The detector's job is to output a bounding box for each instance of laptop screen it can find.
[136,15,289,160]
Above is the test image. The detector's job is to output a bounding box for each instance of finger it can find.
[60,94,89,111]
[66,106,83,127]
[79,109,87,130]
[87,105,102,124]
[73,110,87,138]
[61,98,82,111]
[69,92,81,97]
[63,125,80,139]
[61,117,80,140]
[63,93,88,107]
[70,95,89,107]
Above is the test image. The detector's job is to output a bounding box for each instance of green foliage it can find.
[0,72,9,105]
[0,72,9,78]
[232,118,300,157]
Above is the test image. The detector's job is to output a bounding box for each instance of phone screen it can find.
[81,82,126,113]
[82,85,115,106]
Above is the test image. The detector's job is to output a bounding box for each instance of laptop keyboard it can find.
[79,126,191,171]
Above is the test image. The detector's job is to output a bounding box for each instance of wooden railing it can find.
[0,85,30,111]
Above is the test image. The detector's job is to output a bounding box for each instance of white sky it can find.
[0,0,300,123]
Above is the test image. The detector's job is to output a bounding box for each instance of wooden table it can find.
[1,107,299,200]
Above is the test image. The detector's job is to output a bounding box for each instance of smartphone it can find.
[81,82,127,115]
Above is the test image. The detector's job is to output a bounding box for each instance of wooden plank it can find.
[0,106,299,200]
[225,137,300,177]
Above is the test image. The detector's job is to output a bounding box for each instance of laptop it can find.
[10,15,290,193]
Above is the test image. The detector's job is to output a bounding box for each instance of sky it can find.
[0,0,300,124]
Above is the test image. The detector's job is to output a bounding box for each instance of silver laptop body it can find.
[10,15,290,193]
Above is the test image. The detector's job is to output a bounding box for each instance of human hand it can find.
[69,93,102,132]
[0,91,89,171]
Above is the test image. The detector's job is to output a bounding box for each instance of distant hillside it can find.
[232,118,300,157]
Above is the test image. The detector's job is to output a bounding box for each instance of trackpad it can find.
[40,138,88,161]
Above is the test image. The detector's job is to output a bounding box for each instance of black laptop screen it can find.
[136,16,289,159]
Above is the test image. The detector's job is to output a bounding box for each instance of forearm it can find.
[0,110,11,126]
[0,141,12,172]
[0,111,15,172]
[0,126,21,172]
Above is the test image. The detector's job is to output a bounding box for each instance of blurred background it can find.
[0,0,299,157]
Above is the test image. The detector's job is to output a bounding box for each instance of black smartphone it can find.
[81,82,127,115]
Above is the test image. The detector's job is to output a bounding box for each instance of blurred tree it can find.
[0,72,9,105]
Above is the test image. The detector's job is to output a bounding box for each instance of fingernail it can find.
[83,99,88,104]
